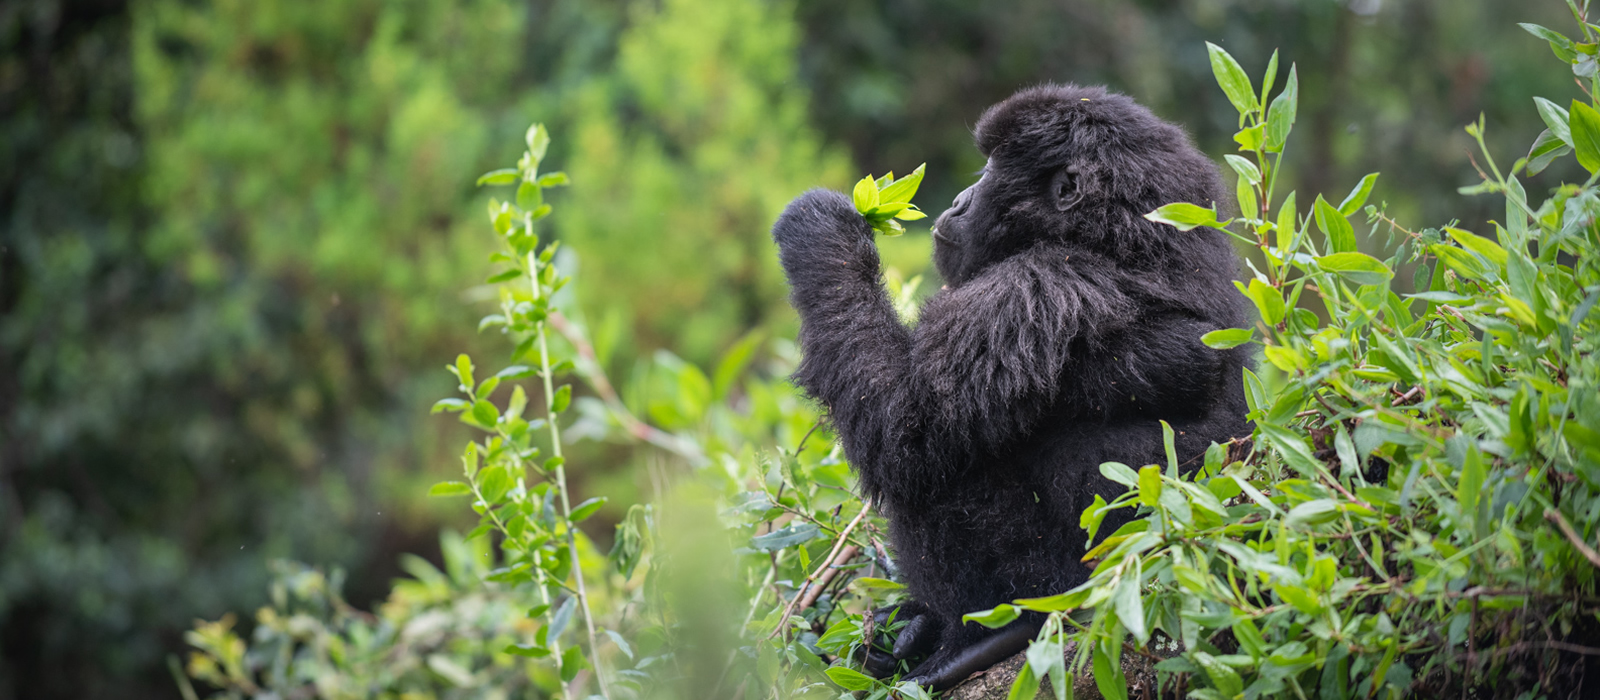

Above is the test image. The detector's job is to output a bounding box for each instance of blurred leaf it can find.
[1337,173,1379,216]
[570,497,607,523]
[428,481,473,497]
[477,169,520,186]
[1569,100,1600,173]
[1316,252,1393,287]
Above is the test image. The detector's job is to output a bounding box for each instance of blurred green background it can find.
[0,0,1577,696]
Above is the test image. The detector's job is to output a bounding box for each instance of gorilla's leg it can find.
[902,618,1043,690]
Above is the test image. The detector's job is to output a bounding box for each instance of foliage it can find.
[554,0,853,363]
[851,164,929,237]
[974,11,1600,700]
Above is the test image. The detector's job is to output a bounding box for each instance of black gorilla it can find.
[771,84,1251,689]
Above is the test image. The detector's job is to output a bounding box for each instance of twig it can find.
[768,498,875,640]
[1544,509,1600,569]
[797,545,861,612]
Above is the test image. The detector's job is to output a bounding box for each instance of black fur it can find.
[772,84,1251,688]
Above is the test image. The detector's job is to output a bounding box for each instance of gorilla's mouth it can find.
[931,227,962,247]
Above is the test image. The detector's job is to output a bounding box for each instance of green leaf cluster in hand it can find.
[852,163,928,236]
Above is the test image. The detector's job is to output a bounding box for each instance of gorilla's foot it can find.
[860,601,940,679]
[902,619,1043,691]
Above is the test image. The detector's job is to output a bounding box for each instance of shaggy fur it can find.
[771,84,1252,688]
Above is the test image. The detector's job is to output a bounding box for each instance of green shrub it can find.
[971,16,1600,700]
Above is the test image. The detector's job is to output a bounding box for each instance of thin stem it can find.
[767,498,875,640]
[532,245,611,700]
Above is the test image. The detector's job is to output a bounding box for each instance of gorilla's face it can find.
[931,165,999,287]
[931,158,1084,287]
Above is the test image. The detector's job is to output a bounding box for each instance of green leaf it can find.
[1006,659,1040,700]
[1316,252,1393,287]
[1202,328,1253,349]
[1569,100,1600,174]
[1275,191,1298,250]
[750,523,822,551]
[1113,563,1148,645]
[1137,465,1162,507]
[469,400,500,428]
[1446,227,1507,270]
[878,163,926,204]
[1193,651,1244,698]
[1534,97,1573,145]
[963,604,1020,629]
[824,667,877,692]
[1337,172,1379,216]
[479,465,513,503]
[1286,499,1340,528]
[432,398,470,414]
[486,268,523,284]
[476,168,519,186]
[1099,461,1139,488]
[1206,42,1258,116]
[542,456,565,471]
[1260,49,1279,112]
[526,124,551,162]
[428,481,473,497]
[551,384,571,413]
[1264,65,1298,152]
[1224,155,1261,185]
[570,496,607,522]
[1527,129,1573,176]
[850,577,906,592]
[1457,445,1485,517]
[1143,202,1227,231]
[536,171,570,187]
[1313,195,1356,254]
[453,354,475,391]
[1522,23,1576,62]
[1234,124,1264,151]
[1244,278,1286,325]
[1093,644,1128,700]
[505,643,552,658]
[852,174,880,213]
[559,645,586,683]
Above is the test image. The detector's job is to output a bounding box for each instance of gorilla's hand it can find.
[771,189,880,287]
[859,601,942,679]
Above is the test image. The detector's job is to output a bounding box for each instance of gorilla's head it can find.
[932,84,1226,286]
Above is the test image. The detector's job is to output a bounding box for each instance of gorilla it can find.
[770,84,1252,689]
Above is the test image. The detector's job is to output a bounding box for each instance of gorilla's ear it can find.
[1052,166,1086,211]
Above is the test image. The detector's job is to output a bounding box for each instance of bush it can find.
[975,18,1600,700]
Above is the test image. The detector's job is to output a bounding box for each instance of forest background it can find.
[0,0,1582,697]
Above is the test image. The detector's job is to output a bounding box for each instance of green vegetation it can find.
[4,1,1594,698]
[975,17,1600,700]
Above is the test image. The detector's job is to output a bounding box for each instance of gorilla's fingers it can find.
[862,647,899,679]
[892,613,938,659]
[903,619,1043,691]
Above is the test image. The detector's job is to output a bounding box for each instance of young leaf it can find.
[1568,100,1600,173]
[570,496,607,522]
[1528,129,1573,175]
[1224,154,1261,185]
[1099,461,1140,488]
[824,667,877,691]
[1144,202,1228,231]
[1202,328,1254,349]
[551,384,572,413]
[1317,252,1393,287]
[1206,42,1258,116]
[1534,97,1573,146]
[1264,65,1299,152]
[428,481,473,497]
[1337,172,1380,216]
[962,604,1021,628]
[852,175,880,213]
[878,163,926,204]
[477,168,520,186]
[1313,195,1356,254]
